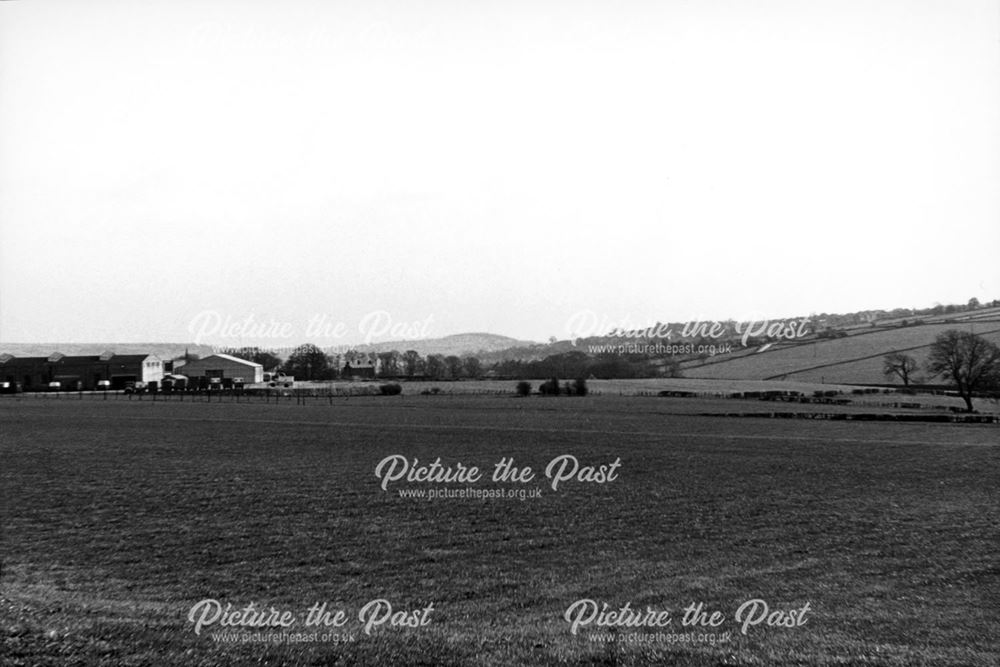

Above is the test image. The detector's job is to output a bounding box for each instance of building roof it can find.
[196,353,264,368]
[0,355,48,365]
[0,352,160,365]
[103,353,161,363]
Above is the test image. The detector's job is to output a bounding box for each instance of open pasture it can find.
[2,396,997,665]
[685,323,1000,384]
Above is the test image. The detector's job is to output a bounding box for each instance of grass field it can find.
[685,322,1000,384]
[2,396,998,665]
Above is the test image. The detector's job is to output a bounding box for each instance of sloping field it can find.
[685,322,1000,383]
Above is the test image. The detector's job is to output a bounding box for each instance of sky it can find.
[1,0,998,347]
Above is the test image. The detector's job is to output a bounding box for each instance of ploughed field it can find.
[2,396,997,666]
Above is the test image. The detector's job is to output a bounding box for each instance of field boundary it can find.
[762,328,1000,381]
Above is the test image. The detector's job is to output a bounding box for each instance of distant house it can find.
[172,353,264,384]
[0,350,163,390]
[342,352,377,379]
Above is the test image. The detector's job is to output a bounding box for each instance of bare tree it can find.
[926,331,1000,412]
[377,350,401,378]
[462,356,482,379]
[283,344,332,381]
[444,355,464,379]
[882,352,918,386]
[425,354,445,380]
[402,350,423,377]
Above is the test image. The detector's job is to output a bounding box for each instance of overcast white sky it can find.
[1,0,998,347]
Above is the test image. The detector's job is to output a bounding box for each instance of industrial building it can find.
[0,351,163,390]
[174,353,264,384]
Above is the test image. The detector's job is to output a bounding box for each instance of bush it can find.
[573,378,588,396]
[379,383,403,396]
[515,381,532,397]
[539,378,560,395]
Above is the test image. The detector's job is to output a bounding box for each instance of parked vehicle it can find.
[265,372,294,388]
[97,380,112,390]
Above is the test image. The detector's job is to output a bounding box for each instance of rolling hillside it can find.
[683,320,1000,384]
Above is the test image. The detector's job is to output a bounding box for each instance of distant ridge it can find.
[0,336,539,360]
[351,332,538,357]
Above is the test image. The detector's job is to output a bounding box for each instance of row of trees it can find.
[816,297,997,330]
[884,331,1000,412]
[515,378,589,396]
[493,351,681,380]
[220,346,684,382]
[222,345,485,382]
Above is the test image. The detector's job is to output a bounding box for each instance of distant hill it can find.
[0,343,216,360]
[4,301,997,382]
[351,332,538,357]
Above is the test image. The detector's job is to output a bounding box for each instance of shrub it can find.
[573,378,588,396]
[539,378,560,395]
[515,381,532,397]
[379,383,402,396]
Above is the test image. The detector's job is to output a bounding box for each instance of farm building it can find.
[0,351,163,390]
[341,352,377,379]
[174,353,264,384]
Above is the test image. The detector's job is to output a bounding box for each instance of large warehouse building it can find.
[0,351,163,390]
[174,353,264,384]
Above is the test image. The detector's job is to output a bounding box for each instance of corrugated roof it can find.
[0,355,48,364]
[100,354,161,363]
[0,352,160,364]
[201,353,263,368]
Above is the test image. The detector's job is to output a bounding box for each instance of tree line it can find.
[221,330,1000,413]
[220,345,484,382]
[218,346,682,382]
